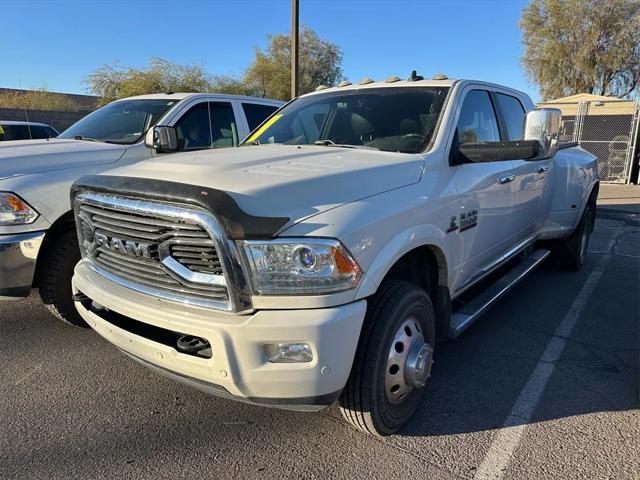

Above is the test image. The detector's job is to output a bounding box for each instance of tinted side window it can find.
[175,102,238,151]
[30,125,56,139]
[210,103,238,148]
[455,90,500,144]
[496,93,526,141]
[242,103,279,131]
[1,125,32,140]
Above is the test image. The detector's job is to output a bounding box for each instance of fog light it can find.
[264,343,313,363]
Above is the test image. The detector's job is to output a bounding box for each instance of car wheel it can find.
[339,280,436,436]
[39,230,88,327]
[555,200,595,271]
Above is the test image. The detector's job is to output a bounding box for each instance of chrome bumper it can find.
[0,231,45,300]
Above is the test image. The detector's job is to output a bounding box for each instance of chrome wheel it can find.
[384,316,433,405]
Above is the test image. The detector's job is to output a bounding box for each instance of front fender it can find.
[354,225,449,299]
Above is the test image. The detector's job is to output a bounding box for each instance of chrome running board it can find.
[449,249,551,338]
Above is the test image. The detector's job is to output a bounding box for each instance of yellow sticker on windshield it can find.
[246,114,282,143]
[0,126,4,135]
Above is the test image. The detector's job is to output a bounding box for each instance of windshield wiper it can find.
[314,139,379,150]
[74,135,101,142]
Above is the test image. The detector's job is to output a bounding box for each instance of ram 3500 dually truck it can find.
[70,76,597,435]
[0,93,283,325]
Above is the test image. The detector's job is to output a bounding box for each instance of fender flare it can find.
[355,225,450,299]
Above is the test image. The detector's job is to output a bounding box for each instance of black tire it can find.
[39,230,88,327]
[339,280,436,436]
[554,200,596,271]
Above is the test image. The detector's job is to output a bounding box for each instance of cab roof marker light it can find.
[337,80,352,87]
[386,75,401,83]
[315,85,329,91]
[432,73,448,80]
[359,78,374,85]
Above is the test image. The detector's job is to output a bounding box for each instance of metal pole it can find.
[291,0,299,100]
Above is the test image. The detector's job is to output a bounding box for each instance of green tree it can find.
[520,0,640,100]
[209,75,255,96]
[244,27,343,100]
[84,58,214,105]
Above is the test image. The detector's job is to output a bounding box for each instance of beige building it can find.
[538,93,639,184]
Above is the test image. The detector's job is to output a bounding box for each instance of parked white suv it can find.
[70,76,598,435]
[0,93,283,324]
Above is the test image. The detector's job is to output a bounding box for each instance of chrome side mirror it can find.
[524,108,561,160]
[145,126,178,152]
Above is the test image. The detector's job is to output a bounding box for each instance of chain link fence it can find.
[537,99,640,184]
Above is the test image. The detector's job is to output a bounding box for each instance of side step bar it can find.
[449,249,551,338]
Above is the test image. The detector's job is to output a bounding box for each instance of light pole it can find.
[291,0,299,100]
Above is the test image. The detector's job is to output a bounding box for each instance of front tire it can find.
[339,280,436,436]
[39,230,88,327]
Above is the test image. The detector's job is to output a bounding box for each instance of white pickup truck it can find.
[0,93,283,324]
[69,75,598,436]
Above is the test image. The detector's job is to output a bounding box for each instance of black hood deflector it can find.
[71,175,290,240]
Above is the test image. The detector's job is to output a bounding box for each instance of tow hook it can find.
[71,292,88,302]
[176,335,211,356]
[72,292,93,309]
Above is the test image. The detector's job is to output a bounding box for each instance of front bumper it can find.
[0,231,45,299]
[72,261,367,410]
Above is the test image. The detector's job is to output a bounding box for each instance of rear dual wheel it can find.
[554,199,596,271]
[339,280,435,436]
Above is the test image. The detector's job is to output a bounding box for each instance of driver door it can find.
[449,89,519,292]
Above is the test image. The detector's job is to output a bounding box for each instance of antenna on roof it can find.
[407,70,424,82]
[18,79,32,139]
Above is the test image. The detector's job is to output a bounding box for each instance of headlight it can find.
[0,193,39,225]
[241,238,361,295]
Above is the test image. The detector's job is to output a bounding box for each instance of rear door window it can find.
[29,125,57,139]
[242,103,279,131]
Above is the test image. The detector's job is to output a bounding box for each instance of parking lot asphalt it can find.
[1,206,638,480]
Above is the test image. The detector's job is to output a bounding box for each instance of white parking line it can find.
[14,363,41,386]
[473,233,619,480]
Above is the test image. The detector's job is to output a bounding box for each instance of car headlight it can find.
[241,238,361,295]
[0,192,39,225]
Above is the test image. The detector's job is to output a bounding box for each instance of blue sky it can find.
[0,0,539,100]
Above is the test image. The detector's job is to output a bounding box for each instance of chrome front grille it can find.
[74,192,248,311]
[169,244,223,275]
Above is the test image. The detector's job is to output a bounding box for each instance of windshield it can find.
[59,99,178,144]
[244,87,449,153]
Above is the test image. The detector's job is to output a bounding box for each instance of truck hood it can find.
[0,138,127,180]
[100,144,424,225]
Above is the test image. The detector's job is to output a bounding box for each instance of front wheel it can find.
[39,230,88,327]
[339,280,436,436]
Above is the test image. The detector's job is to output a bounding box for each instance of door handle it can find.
[498,174,516,184]
[537,166,549,174]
